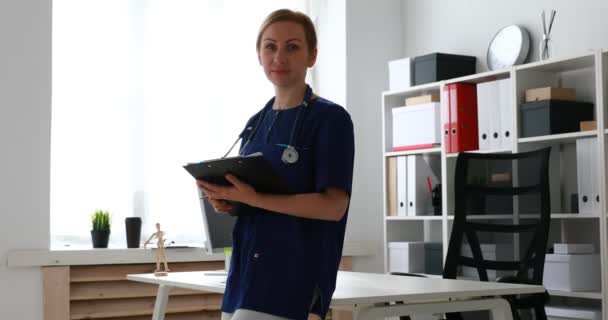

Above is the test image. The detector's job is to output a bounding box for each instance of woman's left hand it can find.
[197,174,258,205]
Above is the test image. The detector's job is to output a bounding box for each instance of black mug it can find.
[125,217,142,248]
[431,184,442,215]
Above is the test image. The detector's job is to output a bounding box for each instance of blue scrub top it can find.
[221,85,355,320]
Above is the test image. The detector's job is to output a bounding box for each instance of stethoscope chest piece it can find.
[281,146,299,164]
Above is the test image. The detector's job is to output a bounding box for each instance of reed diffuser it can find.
[540,9,557,60]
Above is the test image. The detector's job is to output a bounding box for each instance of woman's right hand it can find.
[196,180,233,214]
[208,198,233,214]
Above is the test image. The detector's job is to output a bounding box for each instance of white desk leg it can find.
[352,298,513,320]
[487,298,512,320]
[152,284,172,320]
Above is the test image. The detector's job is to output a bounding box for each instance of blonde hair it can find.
[256,9,317,54]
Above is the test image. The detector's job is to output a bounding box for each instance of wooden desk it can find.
[128,270,545,320]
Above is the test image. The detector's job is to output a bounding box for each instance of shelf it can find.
[548,289,603,300]
[518,131,597,144]
[550,213,600,219]
[385,147,442,157]
[383,69,512,99]
[446,214,599,220]
[383,82,442,98]
[520,213,601,219]
[515,52,595,73]
[386,216,442,221]
[447,215,516,220]
[445,148,512,158]
[544,213,599,219]
[444,69,510,85]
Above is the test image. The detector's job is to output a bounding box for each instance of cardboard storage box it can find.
[545,305,602,320]
[413,53,476,86]
[543,254,600,291]
[520,100,594,138]
[461,244,513,281]
[389,242,425,273]
[525,87,576,102]
[392,102,441,151]
[389,57,412,91]
[405,94,440,106]
[580,120,597,131]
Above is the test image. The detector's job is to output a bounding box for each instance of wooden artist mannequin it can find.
[144,222,170,276]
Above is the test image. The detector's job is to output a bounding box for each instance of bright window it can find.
[51,0,309,248]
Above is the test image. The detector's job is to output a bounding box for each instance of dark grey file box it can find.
[520,100,594,138]
[413,53,476,85]
[424,242,443,275]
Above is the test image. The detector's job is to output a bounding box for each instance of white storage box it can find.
[461,244,513,281]
[388,57,412,91]
[392,102,441,151]
[553,243,595,254]
[389,242,425,273]
[545,305,601,320]
[543,254,600,291]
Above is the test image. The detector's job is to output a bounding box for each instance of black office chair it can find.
[443,147,552,320]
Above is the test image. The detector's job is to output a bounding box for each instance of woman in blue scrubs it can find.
[197,9,355,320]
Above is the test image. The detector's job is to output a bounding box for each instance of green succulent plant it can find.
[91,210,111,232]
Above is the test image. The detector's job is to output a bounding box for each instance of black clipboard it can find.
[183,153,290,216]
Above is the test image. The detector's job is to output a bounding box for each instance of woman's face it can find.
[258,21,317,88]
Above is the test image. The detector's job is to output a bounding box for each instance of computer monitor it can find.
[198,189,235,254]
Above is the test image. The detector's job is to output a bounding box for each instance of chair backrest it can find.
[443,147,551,285]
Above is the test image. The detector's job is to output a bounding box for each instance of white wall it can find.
[0,0,52,319]
[402,0,608,72]
[345,0,404,272]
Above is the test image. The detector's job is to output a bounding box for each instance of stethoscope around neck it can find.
[222,86,313,165]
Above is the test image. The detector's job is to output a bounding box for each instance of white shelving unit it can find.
[548,290,603,300]
[385,147,441,158]
[386,216,443,221]
[381,51,608,314]
[518,130,598,144]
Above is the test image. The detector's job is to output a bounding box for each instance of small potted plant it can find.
[91,209,111,248]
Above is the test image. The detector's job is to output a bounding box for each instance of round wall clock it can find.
[487,25,530,70]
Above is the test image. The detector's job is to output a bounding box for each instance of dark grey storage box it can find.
[413,53,476,85]
[520,100,594,138]
[424,242,443,275]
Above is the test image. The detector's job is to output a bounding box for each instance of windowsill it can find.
[7,246,221,267]
[7,241,374,267]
